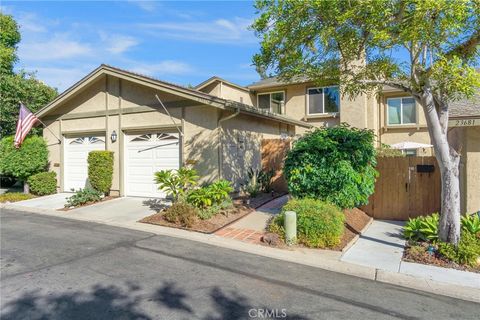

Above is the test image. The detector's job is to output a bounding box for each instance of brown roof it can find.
[247,76,310,89]
[450,91,480,118]
[36,64,311,128]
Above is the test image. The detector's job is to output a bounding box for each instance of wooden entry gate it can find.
[361,156,441,220]
[261,139,290,193]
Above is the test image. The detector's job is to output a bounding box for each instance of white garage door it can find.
[64,136,105,191]
[125,132,180,198]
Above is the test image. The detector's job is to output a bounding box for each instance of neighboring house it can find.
[36,65,309,198]
[195,75,480,214]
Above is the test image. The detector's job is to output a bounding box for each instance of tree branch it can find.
[444,29,480,61]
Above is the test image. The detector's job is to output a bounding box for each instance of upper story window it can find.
[257,91,285,114]
[387,97,416,125]
[307,86,340,115]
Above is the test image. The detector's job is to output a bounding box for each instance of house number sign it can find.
[449,118,479,127]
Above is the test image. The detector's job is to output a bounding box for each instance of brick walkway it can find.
[214,227,265,244]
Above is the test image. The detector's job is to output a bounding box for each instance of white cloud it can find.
[139,17,255,44]
[17,13,47,33]
[128,60,194,76]
[129,1,157,12]
[19,34,92,60]
[100,33,138,54]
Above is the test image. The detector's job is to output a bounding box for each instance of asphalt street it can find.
[1,209,478,320]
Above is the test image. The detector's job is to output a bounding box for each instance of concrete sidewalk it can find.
[341,220,405,272]
[341,219,480,290]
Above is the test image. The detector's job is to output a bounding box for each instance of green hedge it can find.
[87,151,113,194]
[28,171,57,195]
[284,124,377,209]
[269,198,345,248]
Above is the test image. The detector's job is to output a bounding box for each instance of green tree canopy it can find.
[0,13,57,138]
[251,0,480,244]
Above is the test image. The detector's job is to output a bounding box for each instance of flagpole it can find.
[20,101,62,144]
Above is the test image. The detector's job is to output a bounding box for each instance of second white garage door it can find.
[125,132,180,198]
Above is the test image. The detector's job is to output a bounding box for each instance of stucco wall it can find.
[42,73,288,195]
[220,113,293,188]
[464,126,480,213]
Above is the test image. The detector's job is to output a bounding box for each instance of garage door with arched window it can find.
[125,132,180,198]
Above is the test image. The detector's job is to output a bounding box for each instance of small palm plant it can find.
[154,168,199,202]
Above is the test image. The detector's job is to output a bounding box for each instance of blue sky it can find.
[2,1,261,92]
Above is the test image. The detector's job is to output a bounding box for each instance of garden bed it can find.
[264,206,372,251]
[403,241,480,273]
[140,205,253,234]
[59,196,118,211]
[333,208,373,251]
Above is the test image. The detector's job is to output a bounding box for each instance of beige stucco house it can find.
[194,75,480,214]
[36,65,309,198]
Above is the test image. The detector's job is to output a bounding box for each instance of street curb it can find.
[1,203,478,303]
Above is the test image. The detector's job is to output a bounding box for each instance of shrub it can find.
[155,168,199,201]
[461,214,480,236]
[87,151,114,195]
[403,214,439,242]
[187,179,233,209]
[197,198,234,220]
[28,171,57,195]
[65,188,103,208]
[243,168,275,195]
[438,232,480,267]
[0,192,35,203]
[0,135,48,182]
[269,198,345,248]
[284,124,377,209]
[163,202,198,227]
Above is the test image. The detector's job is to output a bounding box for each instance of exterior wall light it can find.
[111,130,117,143]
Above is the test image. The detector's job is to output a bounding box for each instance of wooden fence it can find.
[361,156,441,220]
[261,139,290,193]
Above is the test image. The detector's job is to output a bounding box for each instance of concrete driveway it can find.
[9,194,164,224]
[67,197,163,224]
[6,193,71,210]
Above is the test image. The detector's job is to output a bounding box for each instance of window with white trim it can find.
[307,86,340,115]
[387,97,416,125]
[257,91,285,114]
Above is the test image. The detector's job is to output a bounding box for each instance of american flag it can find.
[14,103,38,148]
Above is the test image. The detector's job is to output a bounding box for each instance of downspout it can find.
[217,106,240,179]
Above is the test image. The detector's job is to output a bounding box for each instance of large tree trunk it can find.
[420,89,461,245]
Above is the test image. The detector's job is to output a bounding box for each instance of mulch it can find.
[59,196,118,211]
[403,242,480,273]
[139,205,253,234]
